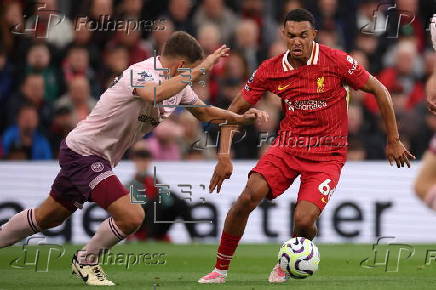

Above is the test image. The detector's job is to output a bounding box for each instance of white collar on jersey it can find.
[282,41,320,71]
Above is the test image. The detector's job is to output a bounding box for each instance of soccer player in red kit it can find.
[199,9,415,284]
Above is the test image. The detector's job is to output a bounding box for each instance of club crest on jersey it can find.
[91,162,104,173]
[137,71,153,82]
[165,96,177,105]
[316,77,325,93]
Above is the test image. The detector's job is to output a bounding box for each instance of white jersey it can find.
[66,56,199,167]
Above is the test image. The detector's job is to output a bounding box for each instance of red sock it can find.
[214,232,241,270]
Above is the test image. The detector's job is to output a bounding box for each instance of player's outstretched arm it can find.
[207,94,254,193]
[187,100,268,125]
[134,45,230,102]
[360,75,416,168]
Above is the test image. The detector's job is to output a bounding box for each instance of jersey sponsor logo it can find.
[137,71,154,82]
[278,84,291,91]
[138,114,159,126]
[91,162,104,173]
[284,99,295,111]
[346,55,358,75]
[284,99,327,111]
[316,77,325,93]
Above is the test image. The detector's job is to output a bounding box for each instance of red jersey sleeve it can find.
[240,65,268,105]
[334,50,370,90]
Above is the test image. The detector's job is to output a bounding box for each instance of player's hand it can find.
[197,45,230,73]
[430,14,436,51]
[427,97,436,114]
[385,139,416,168]
[209,155,233,193]
[240,108,270,125]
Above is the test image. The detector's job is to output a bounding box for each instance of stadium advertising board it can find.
[0,161,434,244]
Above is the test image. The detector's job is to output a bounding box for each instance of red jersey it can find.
[242,42,370,162]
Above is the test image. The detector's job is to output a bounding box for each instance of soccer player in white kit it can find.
[0,31,268,286]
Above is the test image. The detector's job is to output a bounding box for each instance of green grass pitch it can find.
[1,242,436,290]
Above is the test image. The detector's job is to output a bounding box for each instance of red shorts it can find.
[250,148,344,210]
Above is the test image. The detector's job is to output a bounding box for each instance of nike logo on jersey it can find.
[278,84,291,91]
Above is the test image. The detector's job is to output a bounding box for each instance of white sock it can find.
[213,268,228,276]
[0,209,40,247]
[77,217,126,264]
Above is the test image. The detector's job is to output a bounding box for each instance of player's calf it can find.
[0,196,72,248]
[292,201,320,240]
[198,173,270,283]
[224,173,269,236]
[107,196,145,235]
[77,195,145,265]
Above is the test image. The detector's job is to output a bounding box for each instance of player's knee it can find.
[235,174,268,212]
[414,185,424,200]
[414,182,429,200]
[115,206,145,234]
[235,191,261,213]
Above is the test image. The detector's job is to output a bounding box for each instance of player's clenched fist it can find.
[240,108,270,125]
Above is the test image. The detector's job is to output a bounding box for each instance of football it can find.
[277,237,320,279]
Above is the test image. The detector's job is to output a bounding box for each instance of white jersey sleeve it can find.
[181,85,200,105]
[65,56,197,167]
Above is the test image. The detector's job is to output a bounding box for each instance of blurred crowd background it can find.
[0,0,435,162]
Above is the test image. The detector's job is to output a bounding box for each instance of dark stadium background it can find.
[0,0,434,161]
[1,2,436,289]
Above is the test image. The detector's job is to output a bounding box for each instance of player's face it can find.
[170,59,201,77]
[282,21,317,61]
